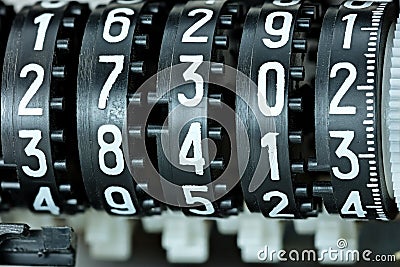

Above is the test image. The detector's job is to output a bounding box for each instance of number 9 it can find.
[263,11,293,49]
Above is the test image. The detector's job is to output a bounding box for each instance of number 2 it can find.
[263,191,294,218]
[182,9,213,43]
[18,64,45,116]
[329,62,357,115]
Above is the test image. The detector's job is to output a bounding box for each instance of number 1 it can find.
[34,13,54,51]
[342,14,357,49]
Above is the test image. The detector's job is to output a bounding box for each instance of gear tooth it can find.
[390,146,400,153]
[389,88,400,96]
[388,124,400,130]
[391,57,400,67]
[389,101,400,108]
[388,21,400,209]
[394,48,400,57]
[390,111,400,117]
[392,165,400,173]
[390,67,400,77]
[390,78,400,87]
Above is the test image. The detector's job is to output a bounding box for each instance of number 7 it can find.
[98,55,124,110]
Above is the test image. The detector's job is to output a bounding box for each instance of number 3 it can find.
[179,55,204,107]
[329,131,359,180]
[19,130,47,178]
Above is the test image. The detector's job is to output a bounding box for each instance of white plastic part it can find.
[314,211,358,265]
[141,214,164,233]
[83,210,135,261]
[216,207,284,263]
[293,217,318,235]
[216,216,240,235]
[0,208,58,228]
[161,211,211,263]
[295,210,359,265]
[143,211,212,263]
[386,16,400,209]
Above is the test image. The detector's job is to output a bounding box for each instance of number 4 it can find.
[179,122,205,175]
[341,191,367,218]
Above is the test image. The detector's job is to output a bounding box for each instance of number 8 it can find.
[98,125,124,176]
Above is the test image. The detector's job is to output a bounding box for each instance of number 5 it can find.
[183,185,215,215]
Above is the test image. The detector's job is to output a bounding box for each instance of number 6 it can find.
[103,8,135,43]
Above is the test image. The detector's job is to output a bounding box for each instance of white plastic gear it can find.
[386,16,400,210]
